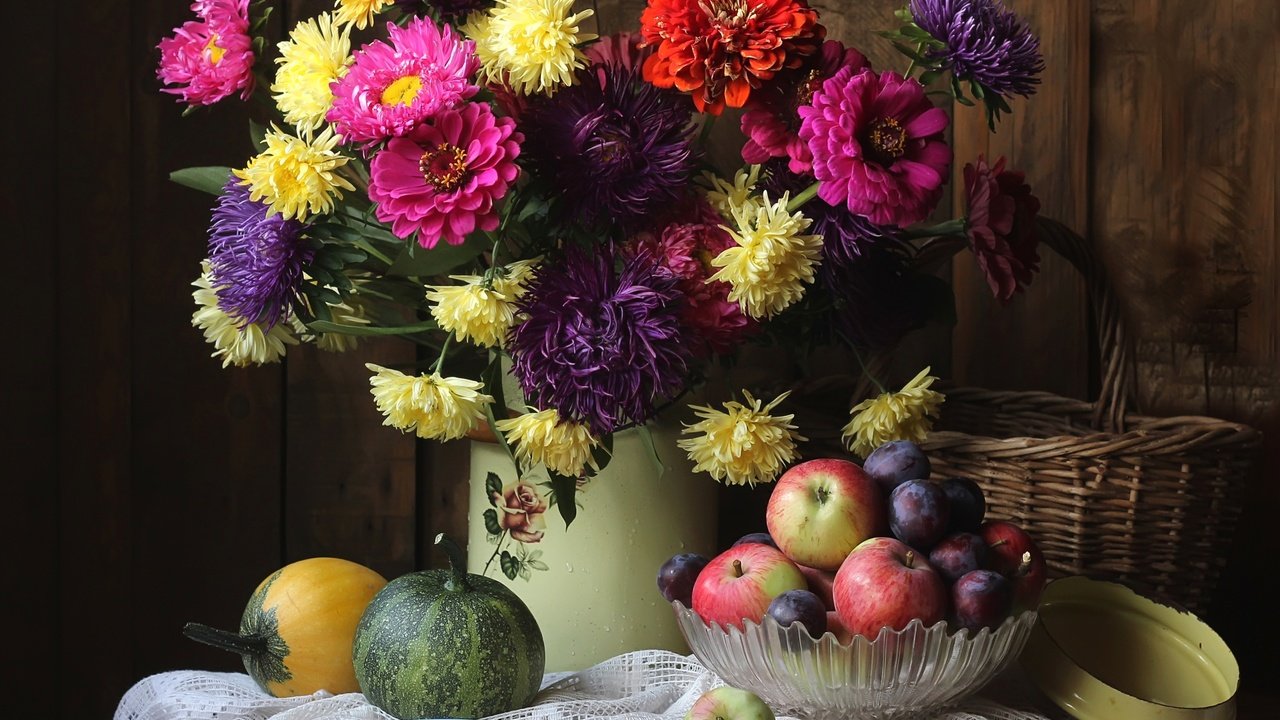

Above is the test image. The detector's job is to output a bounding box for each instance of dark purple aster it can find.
[520,63,697,228]
[910,0,1044,98]
[207,178,313,328]
[394,0,493,21]
[507,244,692,436]
[761,160,897,266]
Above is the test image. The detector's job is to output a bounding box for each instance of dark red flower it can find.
[639,0,824,115]
[964,155,1041,302]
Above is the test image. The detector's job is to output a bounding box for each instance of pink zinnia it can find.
[964,155,1041,303]
[368,102,522,248]
[632,206,756,356]
[799,67,951,227]
[327,17,479,147]
[584,32,652,73]
[741,40,869,174]
[156,0,255,107]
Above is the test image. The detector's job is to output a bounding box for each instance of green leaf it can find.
[589,433,614,476]
[249,119,267,150]
[483,508,502,536]
[482,354,518,468]
[499,551,520,580]
[387,233,486,277]
[549,472,578,528]
[306,319,438,336]
[527,560,549,571]
[171,166,233,196]
[485,472,503,504]
[918,69,944,87]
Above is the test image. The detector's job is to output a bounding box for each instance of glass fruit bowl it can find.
[672,601,1037,720]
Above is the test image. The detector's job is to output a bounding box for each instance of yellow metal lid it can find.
[1020,576,1238,720]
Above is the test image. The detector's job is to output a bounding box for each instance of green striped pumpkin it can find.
[353,535,546,719]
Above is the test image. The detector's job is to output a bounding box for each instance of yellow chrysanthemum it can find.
[366,364,494,441]
[709,191,824,319]
[426,260,537,348]
[678,391,805,487]
[333,0,392,29]
[272,13,353,134]
[192,263,298,368]
[234,125,354,222]
[842,367,945,458]
[702,165,763,219]
[496,408,600,477]
[294,295,369,353]
[463,0,596,96]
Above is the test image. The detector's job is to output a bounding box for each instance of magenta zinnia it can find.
[156,0,255,107]
[964,155,1041,302]
[327,17,479,147]
[368,102,522,248]
[507,245,691,436]
[799,67,951,227]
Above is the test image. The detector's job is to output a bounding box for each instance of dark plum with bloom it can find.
[964,155,1040,302]
[208,178,313,328]
[368,102,522,248]
[507,245,692,436]
[799,67,951,227]
[520,64,696,228]
[910,0,1043,100]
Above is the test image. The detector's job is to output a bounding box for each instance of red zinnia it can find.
[964,155,1041,303]
[639,0,824,115]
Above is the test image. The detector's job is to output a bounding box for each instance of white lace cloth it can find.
[115,650,1056,720]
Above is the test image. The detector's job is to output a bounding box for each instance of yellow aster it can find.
[709,191,824,319]
[191,263,299,368]
[701,165,763,219]
[496,407,599,477]
[426,259,537,348]
[678,391,805,487]
[272,13,353,135]
[463,0,596,96]
[234,125,354,222]
[842,367,945,458]
[333,0,392,29]
[365,364,494,441]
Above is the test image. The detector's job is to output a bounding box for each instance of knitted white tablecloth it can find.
[114,650,1057,720]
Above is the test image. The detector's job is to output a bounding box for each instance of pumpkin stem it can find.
[435,533,470,592]
[183,622,268,658]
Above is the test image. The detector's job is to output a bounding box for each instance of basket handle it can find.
[1033,218,1136,432]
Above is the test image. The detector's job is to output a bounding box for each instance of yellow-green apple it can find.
[766,458,886,571]
[833,537,948,640]
[685,686,775,720]
[980,520,1047,610]
[692,543,806,629]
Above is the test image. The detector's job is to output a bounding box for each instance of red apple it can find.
[692,543,807,629]
[980,521,1047,610]
[766,459,887,571]
[825,610,853,644]
[797,564,837,610]
[833,537,948,640]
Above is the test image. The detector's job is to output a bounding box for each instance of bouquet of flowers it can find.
[158,0,1044,576]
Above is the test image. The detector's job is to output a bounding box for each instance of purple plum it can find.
[657,553,709,606]
[767,589,828,637]
[862,440,932,494]
[952,569,1013,633]
[732,532,778,550]
[941,478,986,533]
[889,480,951,551]
[928,532,989,583]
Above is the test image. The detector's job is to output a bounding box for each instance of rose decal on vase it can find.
[480,472,553,580]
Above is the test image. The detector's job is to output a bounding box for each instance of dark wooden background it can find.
[6,1,1277,718]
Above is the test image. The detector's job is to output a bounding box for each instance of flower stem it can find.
[482,530,508,576]
[786,182,822,213]
[433,335,453,375]
[851,344,888,394]
[899,218,968,240]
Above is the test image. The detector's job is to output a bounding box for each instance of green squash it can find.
[353,534,546,719]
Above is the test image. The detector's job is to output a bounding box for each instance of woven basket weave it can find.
[785,218,1259,614]
[916,219,1260,614]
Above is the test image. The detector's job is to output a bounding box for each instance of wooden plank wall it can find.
[7,0,1277,717]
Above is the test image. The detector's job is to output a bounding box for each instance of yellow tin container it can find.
[1021,576,1238,719]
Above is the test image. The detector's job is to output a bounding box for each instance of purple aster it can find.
[207,178,313,328]
[761,160,897,266]
[910,0,1044,98]
[820,240,937,350]
[394,0,493,20]
[519,64,697,228]
[507,244,692,436]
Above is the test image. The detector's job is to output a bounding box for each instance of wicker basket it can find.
[916,219,1261,614]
